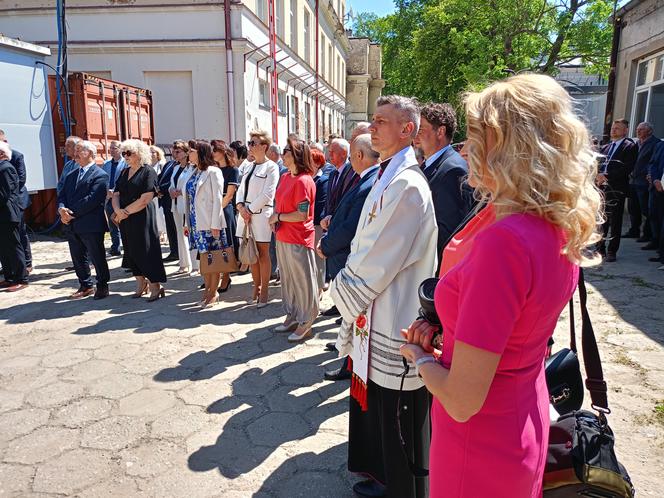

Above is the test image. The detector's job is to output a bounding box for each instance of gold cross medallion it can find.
[368,203,378,224]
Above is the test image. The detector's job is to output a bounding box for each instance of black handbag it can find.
[543,268,635,498]
[545,300,584,416]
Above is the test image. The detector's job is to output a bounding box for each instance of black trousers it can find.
[0,222,27,284]
[18,217,32,267]
[635,186,652,239]
[67,231,110,289]
[163,208,179,257]
[599,188,626,255]
[348,381,430,498]
[626,184,642,235]
[650,191,664,260]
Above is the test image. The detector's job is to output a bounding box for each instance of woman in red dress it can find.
[400,74,602,497]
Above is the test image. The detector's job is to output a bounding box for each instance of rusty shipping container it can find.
[27,72,155,226]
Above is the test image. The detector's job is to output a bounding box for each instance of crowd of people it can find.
[0,71,659,497]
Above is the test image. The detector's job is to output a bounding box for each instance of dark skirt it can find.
[223,203,239,258]
[120,202,167,283]
[348,380,430,498]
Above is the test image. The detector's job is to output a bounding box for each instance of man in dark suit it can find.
[57,140,110,300]
[0,130,32,273]
[632,122,660,247]
[157,154,179,262]
[596,119,638,261]
[647,140,664,265]
[320,138,357,317]
[318,134,380,381]
[0,142,28,292]
[416,103,472,266]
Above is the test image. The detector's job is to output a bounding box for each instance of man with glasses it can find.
[101,140,126,256]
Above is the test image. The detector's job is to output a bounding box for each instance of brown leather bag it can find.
[200,247,238,275]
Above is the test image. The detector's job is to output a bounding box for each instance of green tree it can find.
[353,0,614,107]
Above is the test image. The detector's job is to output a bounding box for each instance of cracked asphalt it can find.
[0,235,663,496]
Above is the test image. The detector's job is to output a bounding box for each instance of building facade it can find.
[0,0,360,147]
[345,37,384,136]
[611,0,664,136]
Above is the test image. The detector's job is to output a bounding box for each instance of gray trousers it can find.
[276,240,320,327]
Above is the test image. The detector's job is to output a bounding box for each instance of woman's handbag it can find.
[543,268,635,498]
[239,224,258,266]
[200,246,238,275]
[545,299,584,416]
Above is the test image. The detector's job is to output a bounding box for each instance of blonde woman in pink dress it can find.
[400,74,602,498]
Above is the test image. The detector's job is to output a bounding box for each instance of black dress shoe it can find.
[648,256,663,263]
[641,242,659,250]
[325,342,337,352]
[162,254,179,262]
[108,249,121,256]
[324,367,352,381]
[93,286,109,300]
[352,479,386,498]
[622,231,639,238]
[605,253,617,262]
[320,305,340,317]
[335,317,342,325]
[636,237,651,243]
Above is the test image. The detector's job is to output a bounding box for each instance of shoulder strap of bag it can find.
[576,267,610,412]
[244,163,257,202]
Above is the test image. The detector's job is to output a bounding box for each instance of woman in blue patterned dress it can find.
[183,140,227,308]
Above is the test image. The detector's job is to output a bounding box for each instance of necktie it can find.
[602,142,617,174]
[76,168,85,185]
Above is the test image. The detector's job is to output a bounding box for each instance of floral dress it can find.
[186,171,228,253]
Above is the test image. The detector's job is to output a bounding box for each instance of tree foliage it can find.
[353,0,614,106]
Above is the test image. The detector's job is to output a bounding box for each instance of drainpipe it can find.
[315,0,319,142]
[602,4,622,145]
[225,0,236,140]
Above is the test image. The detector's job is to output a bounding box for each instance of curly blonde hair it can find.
[120,139,152,166]
[463,73,602,264]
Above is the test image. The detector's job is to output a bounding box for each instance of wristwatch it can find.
[415,356,436,378]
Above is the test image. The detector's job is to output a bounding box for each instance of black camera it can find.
[418,278,441,326]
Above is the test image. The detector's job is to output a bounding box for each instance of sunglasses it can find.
[121,151,132,157]
[248,140,263,147]
[283,147,292,153]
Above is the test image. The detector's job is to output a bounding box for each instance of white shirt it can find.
[424,144,452,167]
[360,164,380,179]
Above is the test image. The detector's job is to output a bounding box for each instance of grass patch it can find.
[614,352,640,369]
[653,402,664,426]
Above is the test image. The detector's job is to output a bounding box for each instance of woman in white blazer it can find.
[183,140,227,308]
[168,140,198,274]
[236,130,280,307]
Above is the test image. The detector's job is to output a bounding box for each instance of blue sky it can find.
[347,0,395,18]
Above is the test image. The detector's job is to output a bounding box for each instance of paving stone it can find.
[41,348,91,368]
[119,439,183,478]
[32,448,116,495]
[0,390,24,413]
[150,403,220,439]
[1,367,60,392]
[278,362,325,386]
[0,462,34,496]
[116,389,177,417]
[94,342,141,361]
[3,426,79,464]
[0,408,50,442]
[88,372,144,399]
[51,398,114,428]
[266,385,323,413]
[60,358,123,382]
[266,470,352,498]
[232,368,280,397]
[77,476,148,498]
[177,379,233,407]
[24,380,85,407]
[246,412,310,447]
[0,354,42,371]
[81,416,148,451]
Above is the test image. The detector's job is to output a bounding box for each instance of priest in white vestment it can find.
[331,95,438,498]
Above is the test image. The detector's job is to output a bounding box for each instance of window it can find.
[631,50,664,137]
[328,44,333,87]
[336,55,341,91]
[257,0,267,23]
[278,90,287,115]
[259,80,270,109]
[321,36,326,81]
[290,0,297,51]
[304,101,311,141]
[340,61,345,95]
[329,112,333,136]
[276,0,285,39]
[290,95,299,134]
[303,9,311,64]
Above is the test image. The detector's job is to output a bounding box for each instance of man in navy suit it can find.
[318,134,380,381]
[631,122,660,246]
[101,140,126,256]
[0,130,32,273]
[596,119,638,261]
[57,140,110,300]
[0,141,28,292]
[416,103,472,266]
[647,140,664,265]
[157,154,179,262]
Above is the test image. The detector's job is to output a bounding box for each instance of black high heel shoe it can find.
[147,286,165,302]
[218,278,232,294]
